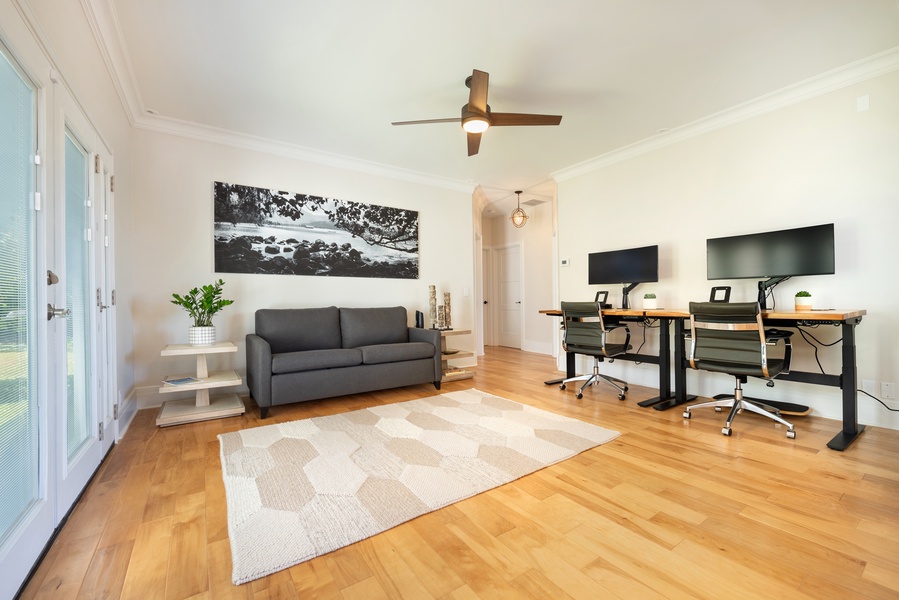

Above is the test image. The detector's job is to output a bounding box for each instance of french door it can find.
[0,39,115,598]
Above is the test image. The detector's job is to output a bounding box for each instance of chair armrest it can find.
[764,329,793,375]
[409,327,442,382]
[246,333,273,409]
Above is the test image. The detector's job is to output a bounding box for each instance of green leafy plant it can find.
[171,279,234,327]
[795,290,812,298]
[644,293,657,299]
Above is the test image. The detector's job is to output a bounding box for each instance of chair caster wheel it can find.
[576,393,583,399]
[560,384,566,390]
[618,393,626,401]
[786,430,796,439]
[722,427,732,436]
[623,386,629,392]
[683,411,691,419]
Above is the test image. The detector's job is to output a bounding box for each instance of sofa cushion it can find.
[272,348,363,374]
[340,306,408,348]
[359,342,436,365]
[256,307,341,354]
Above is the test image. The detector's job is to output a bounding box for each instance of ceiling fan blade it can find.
[391,117,461,126]
[489,112,562,127]
[468,69,489,114]
[467,131,482,156]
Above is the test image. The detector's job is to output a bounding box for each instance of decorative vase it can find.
[188,326,216,346]
[644,298,657,310]
[795,297,813,311]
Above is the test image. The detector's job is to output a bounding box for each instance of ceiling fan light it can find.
[462,115,490,133]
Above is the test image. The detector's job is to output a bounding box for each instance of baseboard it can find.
[116,389,138,439]
[522,340,553,356]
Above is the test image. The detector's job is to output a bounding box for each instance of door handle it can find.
[47,304,71,321]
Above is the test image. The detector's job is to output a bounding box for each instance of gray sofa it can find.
[246,306,441,418]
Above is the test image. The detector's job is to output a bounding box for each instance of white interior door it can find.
[497,244,522,349]
[482,248,494,346]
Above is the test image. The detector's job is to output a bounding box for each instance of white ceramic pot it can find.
[794,297,813,311]
[643,298,658,310]
[188,326,216,346]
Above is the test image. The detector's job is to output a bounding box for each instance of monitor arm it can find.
[621,282,640,310]
[757,276,790,310]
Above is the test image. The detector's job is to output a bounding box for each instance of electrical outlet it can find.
[882,382,895,400]
[862,380,876,394]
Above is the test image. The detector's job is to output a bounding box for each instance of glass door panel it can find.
[0,40,39,551]
[63,131,92,461]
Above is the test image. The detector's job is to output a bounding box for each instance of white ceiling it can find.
[91,0,899,212]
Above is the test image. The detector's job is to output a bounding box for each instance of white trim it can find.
[133,115,475,193]
[553,46,899,182]
[81,0,142,126]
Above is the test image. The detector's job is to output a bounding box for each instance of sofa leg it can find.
[260,407,269,419]
[433,381,441,390]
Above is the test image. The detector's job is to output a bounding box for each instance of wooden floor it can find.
[19,347,899,600]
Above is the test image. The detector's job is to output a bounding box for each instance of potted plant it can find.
[171,279,235,345]
[643,292,658,310]
[795,290,812,311]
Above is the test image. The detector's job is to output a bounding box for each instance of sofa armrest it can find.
[246,333,273,411]
[409,327,442,383]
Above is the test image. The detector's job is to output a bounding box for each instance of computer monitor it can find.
[588,245,659,309]
[706,223,834,309]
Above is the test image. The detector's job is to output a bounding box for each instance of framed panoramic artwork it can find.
[213,181,419,279]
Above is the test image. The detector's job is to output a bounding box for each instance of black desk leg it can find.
[638,317,673,407]
[544,350,577,386]
[827,319,865,450]
[652,317,697,411]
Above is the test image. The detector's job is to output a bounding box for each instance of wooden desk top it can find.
[540,308,866,321]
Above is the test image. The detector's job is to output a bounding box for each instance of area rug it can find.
[217,388,619,584]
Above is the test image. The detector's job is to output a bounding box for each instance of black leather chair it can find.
[682,301,796,438]
[559,301,630,400]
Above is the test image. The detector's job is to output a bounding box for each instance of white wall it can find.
[557,70,899,430]
[482,201,556,355]
[130,129,475,406]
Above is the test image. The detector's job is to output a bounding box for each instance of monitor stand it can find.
[621,282,640,310]
[757,276,789,310]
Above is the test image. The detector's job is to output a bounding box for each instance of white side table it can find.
[156,341,245,427]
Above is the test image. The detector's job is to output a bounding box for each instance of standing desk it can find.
[541,307,867,451]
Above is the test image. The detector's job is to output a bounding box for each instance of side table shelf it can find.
[440,329,474,382]
[156,341,245,427]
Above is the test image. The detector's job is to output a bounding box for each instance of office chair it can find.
[682,301,796,438]
[559,301,630,400]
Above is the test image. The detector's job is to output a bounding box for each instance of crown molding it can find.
[82,0,142,126]
[81,0,473,194]
[553,46,899,182]
[134,114,476,193]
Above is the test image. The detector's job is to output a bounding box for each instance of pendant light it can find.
[510,190,528,228]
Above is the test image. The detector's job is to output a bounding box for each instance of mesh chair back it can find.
[688,301,770,377]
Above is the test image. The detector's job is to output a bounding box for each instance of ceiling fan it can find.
[391,69,562,156]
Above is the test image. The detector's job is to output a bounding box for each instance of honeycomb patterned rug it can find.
[217,388,619,584]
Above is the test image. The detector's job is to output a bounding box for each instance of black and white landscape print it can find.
[213,182,419,279]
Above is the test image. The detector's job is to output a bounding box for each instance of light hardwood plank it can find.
[16,347,899,600]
